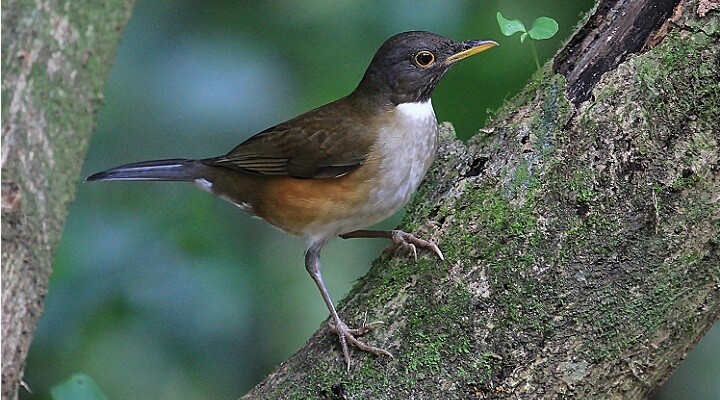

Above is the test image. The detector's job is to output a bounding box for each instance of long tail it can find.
[87,159,207,182]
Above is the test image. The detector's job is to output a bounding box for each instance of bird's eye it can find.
[414,51,435,67]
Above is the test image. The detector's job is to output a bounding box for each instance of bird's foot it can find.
[340,228,444,261]
[383,229,444,261]
[329,319,392,371]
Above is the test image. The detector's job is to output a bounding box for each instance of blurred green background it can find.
[22,1,718,399]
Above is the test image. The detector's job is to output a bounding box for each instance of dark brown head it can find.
[352,31,497,106]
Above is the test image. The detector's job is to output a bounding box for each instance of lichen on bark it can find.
[1,2,135,399]
[245,2,719,398]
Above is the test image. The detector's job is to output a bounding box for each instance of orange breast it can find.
[253,166,375,236]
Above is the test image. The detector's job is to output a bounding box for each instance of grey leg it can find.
[305,242,392,371]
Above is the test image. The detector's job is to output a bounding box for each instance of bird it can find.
[87,31,497,370]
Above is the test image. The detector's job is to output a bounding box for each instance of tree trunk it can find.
[246,0,719,398]
[1,2,135,399]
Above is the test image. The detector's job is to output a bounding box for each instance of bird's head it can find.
[353,31,497,106]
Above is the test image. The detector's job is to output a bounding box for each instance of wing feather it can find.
[204,98,374,179]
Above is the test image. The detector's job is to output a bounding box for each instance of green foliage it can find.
[527,17,560,40]
[496,13,526,37]
[51,374,108,400]
[496,12,559,70]
[496,12,559,42]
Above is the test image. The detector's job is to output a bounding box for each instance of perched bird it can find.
[88,31,496,369]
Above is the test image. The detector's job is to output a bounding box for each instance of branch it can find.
[245,0,719,398]
[1,2,135,399]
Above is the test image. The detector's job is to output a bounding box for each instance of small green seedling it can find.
[496,12,559,70]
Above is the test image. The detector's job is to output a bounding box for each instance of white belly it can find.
[305,100,438,243]
[367,100,438,219]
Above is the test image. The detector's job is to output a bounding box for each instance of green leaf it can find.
[51,374,108,400]
[527,16,559,40]
[496,12,526,36]
[520,32,528,43]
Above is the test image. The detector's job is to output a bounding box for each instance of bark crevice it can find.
[554,0,682,105]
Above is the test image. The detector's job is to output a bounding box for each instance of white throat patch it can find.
[396,99,435,122]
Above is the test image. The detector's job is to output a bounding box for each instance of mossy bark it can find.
[1,2,135,399]
[246,1,719,399]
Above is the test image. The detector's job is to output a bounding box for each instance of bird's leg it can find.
[305,242,392,371]
[339,229,444,261]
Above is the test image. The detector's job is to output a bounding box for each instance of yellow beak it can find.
[446,40,498,63]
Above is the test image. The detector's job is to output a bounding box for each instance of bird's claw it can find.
[329,319,392,371]
[384,229,444,261]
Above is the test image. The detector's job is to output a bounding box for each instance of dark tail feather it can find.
[87,159,206,182]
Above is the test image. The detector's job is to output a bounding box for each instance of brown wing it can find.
[205,99,374,179]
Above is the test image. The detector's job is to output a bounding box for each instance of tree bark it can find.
[1,2,134,399]
[246,0,719,398]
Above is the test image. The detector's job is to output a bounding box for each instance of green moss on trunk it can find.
[246,4,719,398]
[2,2,135,398]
